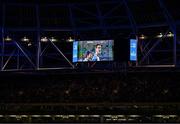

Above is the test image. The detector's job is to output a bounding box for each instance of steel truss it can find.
[136,0,177,67]
[0,1,179,71]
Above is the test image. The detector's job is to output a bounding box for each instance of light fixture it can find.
[21,36,30,42]
[49,37,58,42]
[4,36,12,41]
[139,34,147,40]
[41,37,48,42]
[167,32,174,37]
[27,42,32,47]
[156,33,163,38]
[67,37,74,42]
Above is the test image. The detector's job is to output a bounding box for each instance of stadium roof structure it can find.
[0,0,179,71]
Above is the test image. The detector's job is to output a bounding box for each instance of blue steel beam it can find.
[123,0,137,35]
[2,22,173,32]
[75,15,127,20]
[36,4,41,69]
[2,49,16,70]
[49,39,74,68]
[140,30,170,64]
[1,4,5,71]
[158,0,176,66]
[174,32,177,65]
[103,3,123,17]
[17,49,20,69]
[73,5,97,17]
[123,0,138,65]
[158,0,176,32]
[40,44,50,56]
[4,1,122,7]
[96,1,107,36]
[139,40,154,64]
[75,20,99,26]
[69,4,76,36]
[14,41,36,69]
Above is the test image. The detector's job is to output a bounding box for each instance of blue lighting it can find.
[130,39,137,61]
[72,41,78,62]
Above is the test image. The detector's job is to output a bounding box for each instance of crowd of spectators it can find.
[0,71,179,103]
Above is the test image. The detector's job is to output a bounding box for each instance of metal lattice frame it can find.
[0,1,179,71]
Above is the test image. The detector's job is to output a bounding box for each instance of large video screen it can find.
[130,39,137,61]
[73,40,114,62]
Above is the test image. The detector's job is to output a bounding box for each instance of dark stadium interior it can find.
[1,0,180,123]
